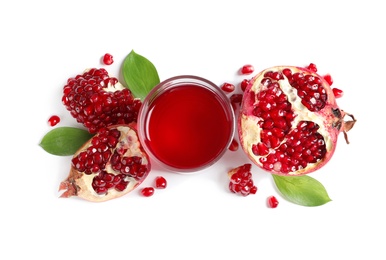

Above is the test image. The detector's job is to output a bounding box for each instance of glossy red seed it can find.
[267,196,279,208]
[228,138,239,151]
[141,187,154,197]
[323,74,333,86]
[332,88,343,98]
[230,94,243,111]
[240,79,249,91]
[154,176,167,189]
[306,63,317,72]
[48,115,60,126]
[103,53,114,65]
[221,82,235,93]
[241,64,254,75]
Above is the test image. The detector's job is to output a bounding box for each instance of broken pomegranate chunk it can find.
[59,123,151,202]
[62,68,141,134]
[228,163,257,196]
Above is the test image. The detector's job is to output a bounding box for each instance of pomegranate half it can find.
[59,123,151,202]
[238,65,355,176]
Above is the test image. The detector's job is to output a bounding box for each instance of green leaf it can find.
[272,174,332,207]
[122,50,160,100]
[39,127,93,156]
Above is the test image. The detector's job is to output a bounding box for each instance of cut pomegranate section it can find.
[59,123,150,202]
[62,68,141,134]
[239,65,356,176]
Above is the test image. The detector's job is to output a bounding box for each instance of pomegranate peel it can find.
[59,123,151,202]
[238,65,356,176]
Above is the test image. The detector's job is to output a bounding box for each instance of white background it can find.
[1,0,385,259]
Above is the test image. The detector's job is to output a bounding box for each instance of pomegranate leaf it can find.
[272,174,332,207]
[122,50,160,100]
[39,127,93,156]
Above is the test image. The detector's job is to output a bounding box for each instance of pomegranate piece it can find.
[59,123,151,202]
[62,68,141,134]
[221,82,235,93]
[48,115,60,126]
[240,64,254,75]
[154,176,167,189]
[141,187,155,197]
[102,53,114,65]
[228,163,257,196]
[267,196,279,208]
[239,65,356,176]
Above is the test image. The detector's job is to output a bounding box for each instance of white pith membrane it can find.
[103,80,126,92]
[60,125,149,202]
[240,67,334,175]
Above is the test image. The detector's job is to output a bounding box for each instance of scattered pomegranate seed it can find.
[332,88,344,98]
[221,82,235,93]
[102,53,114,65]
[306,63,317,72]
[267,196,279,208]
[48,115,60,126]
[154,176,167,189]
[240,64,254,75]
[240,79,249,91]
[228,138,239,151]
[323,74,333,86]
[230,93,243,111]
[141,187,155,197]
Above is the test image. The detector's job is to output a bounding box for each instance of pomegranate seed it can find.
[229,94,243,111]
[306,63,317,72]
[48,115,60,126]
[228,138,239,151]
[102,53,114,65]
[323,74,333,86]
[240,79,249,91]
[267,196,279,208]
[332,88,343,98]
[154,176,167,189]
[240,64,254,75]
[221,82,235,93]
[141,187,155,197]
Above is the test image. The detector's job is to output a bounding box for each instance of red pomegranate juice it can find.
[143,84,233,170]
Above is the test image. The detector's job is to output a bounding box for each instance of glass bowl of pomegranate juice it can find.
[138,75,235,173]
